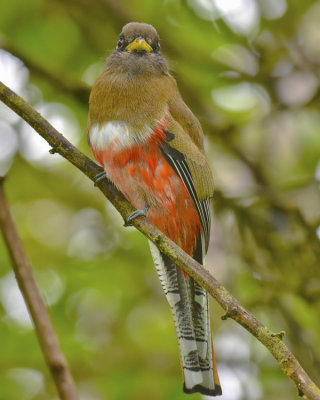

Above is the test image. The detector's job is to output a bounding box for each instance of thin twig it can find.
[0,80,320,400]
[0,177,79,400]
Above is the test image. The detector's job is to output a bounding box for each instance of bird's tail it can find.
[149,241,222,396]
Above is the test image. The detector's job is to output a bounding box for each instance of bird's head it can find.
[116,22,160,54]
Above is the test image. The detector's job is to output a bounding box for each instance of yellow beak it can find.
[125,37,153,53]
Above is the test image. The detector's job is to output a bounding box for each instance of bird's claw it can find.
[126,203,150,225]
[93,171,107,186]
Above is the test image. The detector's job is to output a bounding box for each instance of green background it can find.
[0,0,320,399]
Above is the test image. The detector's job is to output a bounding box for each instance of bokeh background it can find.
[0,0,320,399]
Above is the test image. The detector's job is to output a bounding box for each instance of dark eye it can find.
[116,36,124,50]
[154,39,160,52]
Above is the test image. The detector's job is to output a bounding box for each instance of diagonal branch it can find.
[0,178,79,400]
[0,80,319,400]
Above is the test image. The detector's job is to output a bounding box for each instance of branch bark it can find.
[0,80,320,400]
[0,177,79,400]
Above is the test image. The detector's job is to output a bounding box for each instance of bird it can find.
[87,22,221,396]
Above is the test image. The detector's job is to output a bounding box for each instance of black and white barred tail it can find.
[149,241,222,396]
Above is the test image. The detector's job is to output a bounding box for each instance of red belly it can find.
[92,134,201,257]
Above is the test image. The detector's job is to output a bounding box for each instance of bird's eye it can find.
[116,36,124,50]
[154,40,160,52]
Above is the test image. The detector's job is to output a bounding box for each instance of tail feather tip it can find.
[183,384,222,397]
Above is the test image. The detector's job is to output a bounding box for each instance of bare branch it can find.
[0,177,79,400]
[0,80,320,400]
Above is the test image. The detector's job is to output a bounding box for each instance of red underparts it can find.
[91,126,201,261]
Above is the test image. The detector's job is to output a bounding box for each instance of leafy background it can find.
[0,0,320,399]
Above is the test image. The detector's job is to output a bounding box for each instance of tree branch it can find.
[0,177,79,400]
[0,80,319,400]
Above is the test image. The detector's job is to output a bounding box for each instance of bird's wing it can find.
[160,136,212,252]
[167,75,206,151]
[160,98,214,250]
[166,77,214,198]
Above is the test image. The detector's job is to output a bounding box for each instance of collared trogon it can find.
[88,22,221,396]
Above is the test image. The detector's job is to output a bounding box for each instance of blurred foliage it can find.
[0,0,320,399]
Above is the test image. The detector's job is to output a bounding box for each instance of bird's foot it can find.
[93,170,107,186]
[126,203,150,225]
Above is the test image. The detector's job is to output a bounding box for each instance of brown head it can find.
[103,22,167,76]
[117,22,160,54]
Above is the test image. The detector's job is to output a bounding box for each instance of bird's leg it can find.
[126,203,150,224]
[93,170,107,186]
